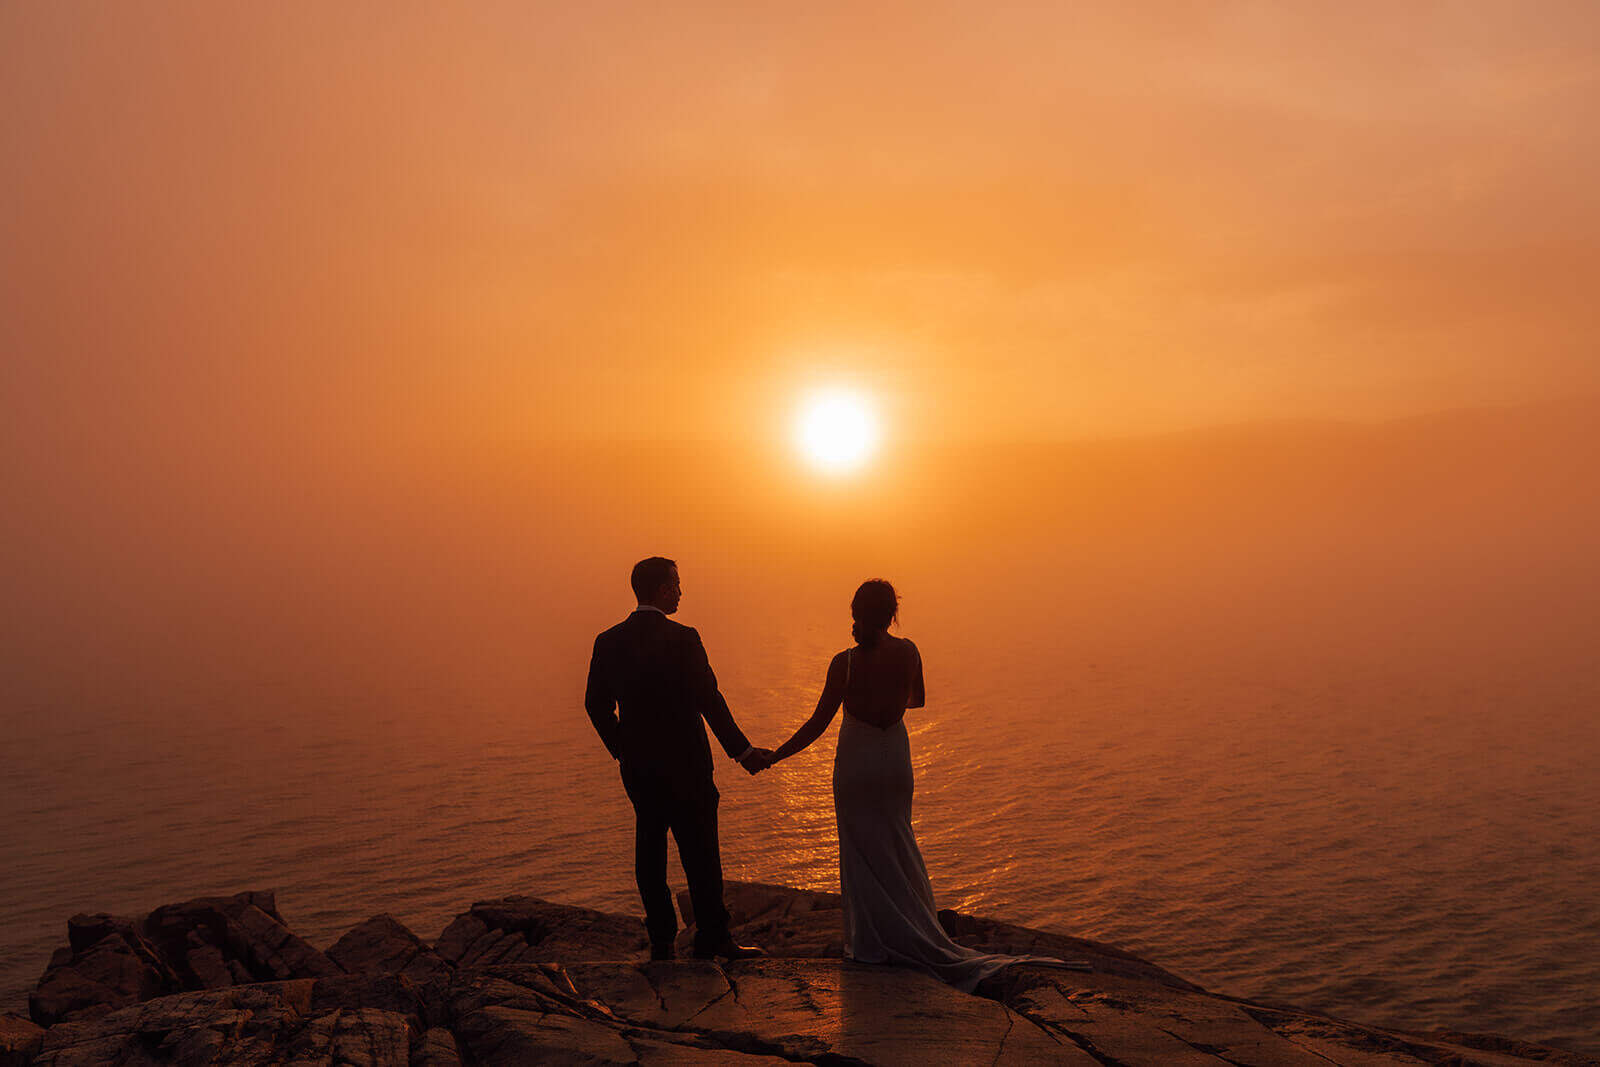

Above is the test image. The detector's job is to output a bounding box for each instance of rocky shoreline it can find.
[2,881,1591,1065]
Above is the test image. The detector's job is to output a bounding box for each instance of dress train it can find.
[832,712,1087,993]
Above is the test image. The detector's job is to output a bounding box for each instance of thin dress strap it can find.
[846,649,852,685]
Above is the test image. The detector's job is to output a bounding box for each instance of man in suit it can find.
[585,556,770,961]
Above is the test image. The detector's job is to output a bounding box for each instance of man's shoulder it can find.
[593,615,643,649]
[658,617,701,648]
[595,612,694,642]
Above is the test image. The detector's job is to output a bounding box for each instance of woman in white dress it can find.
[764,580,1084,992]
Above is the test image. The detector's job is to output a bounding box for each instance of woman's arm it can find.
[906,639,926,709]
[772,653,846,763]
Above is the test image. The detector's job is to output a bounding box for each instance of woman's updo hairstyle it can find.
[850,579,899,649]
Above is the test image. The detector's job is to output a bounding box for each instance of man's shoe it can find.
[691,937,764,962]
[650,942,676,961]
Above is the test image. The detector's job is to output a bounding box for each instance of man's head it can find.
[631,556,681,614]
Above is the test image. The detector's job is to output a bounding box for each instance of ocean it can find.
[3,602,1596,1055]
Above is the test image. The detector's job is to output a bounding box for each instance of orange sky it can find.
[4,2,1599,459]
[4,5,1600,702]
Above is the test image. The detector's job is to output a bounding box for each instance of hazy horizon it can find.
[6,396,1596,715]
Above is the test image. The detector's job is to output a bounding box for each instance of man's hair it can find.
[631,556,678,601]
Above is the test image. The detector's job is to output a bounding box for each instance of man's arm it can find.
[584,636,623,760]
[687,629,751,760]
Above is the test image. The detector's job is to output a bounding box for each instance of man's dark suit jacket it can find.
[585,609,750,785]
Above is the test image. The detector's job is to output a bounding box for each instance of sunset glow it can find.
[795,389,880,473]
[4,6,1600,1055]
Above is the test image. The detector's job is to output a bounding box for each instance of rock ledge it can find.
[8,882,1592,1065]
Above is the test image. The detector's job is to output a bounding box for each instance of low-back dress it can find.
[831,646,1083,992]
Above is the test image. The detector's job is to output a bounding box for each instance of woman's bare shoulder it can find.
[888,635,919,657]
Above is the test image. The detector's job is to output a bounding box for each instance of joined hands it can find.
[739,747,778,775]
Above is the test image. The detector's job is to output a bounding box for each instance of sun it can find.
[794,388,879,473]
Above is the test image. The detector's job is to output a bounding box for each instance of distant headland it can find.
[3,881,1591,1065]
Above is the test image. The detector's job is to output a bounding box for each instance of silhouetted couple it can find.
[585,556,1085,988]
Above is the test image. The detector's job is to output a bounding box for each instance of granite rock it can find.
[413,1026,462,1067]
[326,913,452,1025]
[32,983,315,1067]
[29,928,180,1027]
[0,1015,44,1067]
[675,881,847,959]
[143,890,339,987]
[328,914,445,980]
[434,895,648,969]
[562,957,1084,1064]
[17,881,1595,1066]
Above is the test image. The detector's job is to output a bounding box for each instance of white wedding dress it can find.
[832,652,1084,993]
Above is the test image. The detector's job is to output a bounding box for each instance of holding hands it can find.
[738,747,778,775]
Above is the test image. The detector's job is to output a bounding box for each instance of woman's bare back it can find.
[841,635,926,729]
